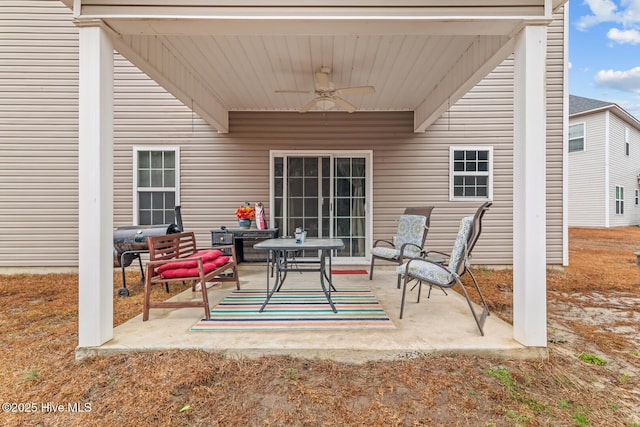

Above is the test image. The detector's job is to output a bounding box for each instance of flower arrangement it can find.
[235,203,255,220]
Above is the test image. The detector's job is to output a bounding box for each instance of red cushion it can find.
[159,255,230,279]
[156,250,223,274]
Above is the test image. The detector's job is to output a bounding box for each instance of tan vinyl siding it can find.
[0,2,566,268]
[117,108,515,265]
[545,9,566,265]
[0,1,79,267]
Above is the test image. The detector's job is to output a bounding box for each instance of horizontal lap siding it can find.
[545,9,566,264]
[184,111,516,264]
[0,2,566,267]
[568,112,607,227]
[0,1,79,267]
[115,98,519,265]
[608,113,640,227]
[416,62,515,264]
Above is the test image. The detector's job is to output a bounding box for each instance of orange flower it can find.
[235,204,255,220]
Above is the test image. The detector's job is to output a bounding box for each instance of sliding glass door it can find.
[271,151,371,261]
[333,157,367,258]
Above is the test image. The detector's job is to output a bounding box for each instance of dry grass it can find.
[1,227,639,426]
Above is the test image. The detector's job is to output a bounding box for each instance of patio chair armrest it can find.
[422,250,450,258]
[397,242,423,263]
[401,256,450,273]
[418,250,449,265]
[372,239,394,248]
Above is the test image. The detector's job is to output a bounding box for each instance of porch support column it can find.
[77,23,114,348]
[512,25,547,347]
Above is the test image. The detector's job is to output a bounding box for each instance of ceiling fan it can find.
[275,67,375,113]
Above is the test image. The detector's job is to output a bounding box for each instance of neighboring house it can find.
[568,95,640,227]
[0,1,568,349]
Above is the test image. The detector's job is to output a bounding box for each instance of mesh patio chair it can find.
[369,206,433,289]
[396,213,490,336]
[421,201,492,298]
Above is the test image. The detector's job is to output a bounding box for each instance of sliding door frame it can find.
[269,149,373,264]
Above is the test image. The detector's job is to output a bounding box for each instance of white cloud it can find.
[595,66,640,93]
[577,0,640,30]
[607,27,640,43]
[577,0,621,30]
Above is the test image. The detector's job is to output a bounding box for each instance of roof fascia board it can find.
[569,106,611,118]
[106,19,524,37]
[73,0,550,20]
[571,105,640,131]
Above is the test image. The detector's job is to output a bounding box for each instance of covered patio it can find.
[71,0,567,356]
[76,265,541,363]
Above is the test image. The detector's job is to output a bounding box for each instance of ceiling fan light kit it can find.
[275,67,375,113]
[316,98,336,110]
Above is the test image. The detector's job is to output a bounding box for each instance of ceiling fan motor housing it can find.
[275,67,374,113]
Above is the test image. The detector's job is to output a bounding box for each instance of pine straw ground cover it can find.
[0,228,639,426]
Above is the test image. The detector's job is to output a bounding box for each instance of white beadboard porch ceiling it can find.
[69,0,567,133]
[158,33,475,111]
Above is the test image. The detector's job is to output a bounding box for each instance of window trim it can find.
[625,127,630,156]
[449,146,494,202]
[133,146,181,225]
[635,188,638,207]
[568,122,586,153]
[615,185,624,215]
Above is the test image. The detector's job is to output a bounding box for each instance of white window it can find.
[635,189,639,206]
[134,147,180,225]
[616,186,624,215]
[449,147,493,201]
[625,127,630,156]
[568,123,585,153]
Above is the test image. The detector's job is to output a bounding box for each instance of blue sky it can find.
[569,0,640,119]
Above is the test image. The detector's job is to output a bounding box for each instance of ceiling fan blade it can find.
[334,86,376,95]
[275,89,316,94]
[332,96,357,113]
[315,71,331,90]
[300,97,320,113]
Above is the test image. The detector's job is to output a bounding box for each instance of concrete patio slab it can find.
[76,265,546,363]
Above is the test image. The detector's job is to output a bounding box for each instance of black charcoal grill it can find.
[113,223,180,296]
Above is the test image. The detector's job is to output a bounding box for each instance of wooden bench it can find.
[143,231,240,321]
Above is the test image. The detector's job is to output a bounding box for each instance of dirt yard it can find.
[0,227,639,426]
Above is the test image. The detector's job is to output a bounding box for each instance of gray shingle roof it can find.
[569,94,615,115]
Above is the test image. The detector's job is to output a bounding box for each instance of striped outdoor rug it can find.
[191,288,395,331]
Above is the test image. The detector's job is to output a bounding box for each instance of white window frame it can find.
[615,185,624,215]
[269,149,373,264]
[449,146,494,201]
[568,122,585,153]
[133,146,181,225]
[635,189,638,207]
[625,127,630,156]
